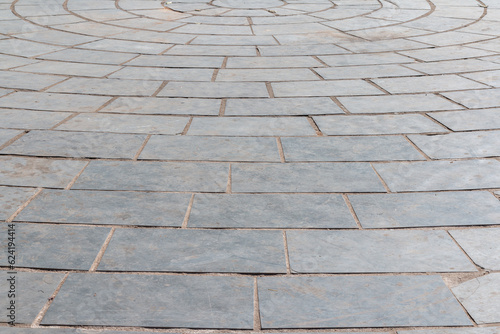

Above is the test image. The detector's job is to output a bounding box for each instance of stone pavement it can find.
[0,0,500,332]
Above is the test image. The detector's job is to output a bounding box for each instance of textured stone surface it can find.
[224,97,344,116]
[450,228,500,270]
[0,186,36,220]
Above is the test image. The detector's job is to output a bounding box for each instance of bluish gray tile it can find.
[109,67,214,81]
[0,92,110,112]
[0,156,87,188]
[373,75,488,94]
[0,71,65,91]
[39,48,138,65]
[452,273,500,324]
[232,163,385,193]
[191,35,277,45]
[140,136,280,161]
[100,229,286,273]
[398,328,500,334]
[187,117,316,136]
[15,61,119,77]
[126,55,224,68]
[48,78,162,96]
[0,224,109,270]
[272,80,383,97]
[0,271,65,324]
[428,109,500,131]
[225,97,344,116]
[450,228,500,270]
[189,194,356,228]
[0,186,36,221]
[281,136,423,161]
[373,160,500,191]
[318,52,415,66]
[349,191,500,228]
[0,109,70,130]
[42,273,254,328]
[0,129,21,146]
[166,45,257,56]
[73,161,228,192]
[16,190,190,226]
[158,82,269,98]
[258,44,350,56]
[226,56,321,68]
[78,39,170,54]
[287,230,476,273]
[399,46,494,62]
[216,69,319,82]
[258,275,471,328]
[442,89,500,109]
[0,329,146,334]
[1,131,146,159]
[315,64,420,80]
[100,97,221,115]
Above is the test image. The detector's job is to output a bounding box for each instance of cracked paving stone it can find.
[0,186,37,221]
[450,228,500,270]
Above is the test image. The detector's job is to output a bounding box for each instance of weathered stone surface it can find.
[450,228,500,270]
[0,186,36,221]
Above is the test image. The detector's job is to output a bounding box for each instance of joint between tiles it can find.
[276,137,285,163]
[89,227,116,272]
[181,117,194,135]
[253,277,262,331]
[283,230,292,275]
[307,116,323,136]
[133,134,152,160]
[226,164,232,194]
[265,82,275,98]
[403,135,432,161]
[64,160,90,190]
[6,188,43,223]
[342,194,363,229]
[370,163,392,193]
[0,130,28,151]
[182,194,195,229]
[218,99,227,116]
[31,272,69,327]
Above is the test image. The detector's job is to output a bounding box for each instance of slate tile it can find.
[216,68,319,82]
[452,273,500,324]
[318,52,414,66]
[372,75,488,94]
[72,161,228,192]
[226,56,322,68]
[109,67,214,81]
[287,230,476,273]
[189,194,355,228]
[78,39,170,54]
[373,160,500,191]
[258,44,350,56]
[0,71,65,91]
[462,69,500,88]
[48,78,162,96]
[0,156,87,188]
[428,109,500,131]
[0,39,63,57]
[39,48,138,65]
[0,329,145,334]
[450,228,500,270]
[225,97,343,116]
[13,30,99,46]
[232,163,385,193]
[315,64,420,79]
[398,328,500,334]
[399,46,495,62]
[15,61,119,77]
[158,82,269,98]
[166,45,257,56]
[0,92,110,112]
[405,59,500,75]
[125,55,224,68]
[258,275,471,328]
[191,35,277,45]
[0,129,22,146]
[0,109,70,130]
[100,229,286,273]
[0,186,36,221]
[42,273,254,328]
[100,97,221,115]
[272,80,384,97]
[349,191,500,228]
[442,88,500,109]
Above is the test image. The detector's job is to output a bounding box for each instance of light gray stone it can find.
[442,89,500,109]
[109,67,214,81]
[398,328,500,334]
[0,92,111,112]
[216,68,319,82]
[226,56,322,68]
[0,109,70,130]
[166,45,257,56]
[373,75,488,94]
[191,35,277,45]
[39,48,138,65]
[0,186,36,221]
[78,39,170,54]
[48,78,162,96]
[125,55,224,68]
[0,129,22,146]
[318,52,414,66]
[100,97,221,115]
[0,71,65,91]
[405,59,500,75]
[15,61,119,77]
[450,228,500,270]
[315,64,420,79]
[158,82,269,98]
[225,97,343,116]
[272,80,384,97]
[428,109,500,131]
[258,44,350,56]
[399,46,495,62]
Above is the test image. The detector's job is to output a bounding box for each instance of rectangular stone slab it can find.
[372,75,488,93]
[100,97,221,115]
[224,97,343,116]
[16,189,190,226]
[0,329,148,334]
[428,109,500,131]
[272,80,383,97]
[0,129,22,146]
[287,230,476,273]
[398,328,500,334]
[158,82,269,98]
[42,273,254,328]
[72,161,228,192]
[450,228,500,270]
[188,193,356,228]
[99,229,286,273]
[0,186,36,221]
[258,275,472,328]
[0,109,70,130]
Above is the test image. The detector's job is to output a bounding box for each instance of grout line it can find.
[255,46,262,56]
[152,81,168,97]
[283,230,292,275]
[31,272,69,327]
[330,96,351,114]
[221,56,228,69]
[276,137,285,163]
[94,96,118,112]
[0,131,27,151]
[182,194,195,229]
[403,135,432,161]
[133,134,152,160]
[226,163,232,194]
[89,227,116,272]
[307,116,323,136]
[447,230,485,271]
[6,188,43,223]
[181,117,193,135]
[218,99,227,116]
[370,163,392,193]
[365,78,391,95]
[423,112,454,132]
[265,82,275,98]
[342,194,363,229]
[49,112,79,130]
[211,68,219,82]
[253,277,262,331]
[64,161,90,190]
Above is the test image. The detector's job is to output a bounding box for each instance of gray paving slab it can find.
[42,273,254,328]
[338,94,463,113]
[373,75,489,94]
[0,329,146,334]
[349,191,500,228]
[191,35,278,46]
[318,52,415,66]
[398,328,500,334]
[0,129,21,146]
[166,45,257,56]
[188,194,355,228]
[0,92,111,112]
[16,190,190,226]
[0,271,65,324]
[258,44,350,56]
[99,229,286,273]
[0,186,36,221]
[452,273,500,324]
[258,275,471,328]
[158,82,269,98]
[409,131,500,159]
[125,55,224,68]
[47,77,162,96]
[450,228,500,270]
[404,59,500,75]
[72,161,228,192]
[15,61,120,77]
[140,135,280,161]
[0,88,13,97]
[316,64,420,79]
[13,30,99,47]
[428,109,500,131]
[100,97,221,115]
[287,230,476,273]
[442,88,500,109]
[373,159,500,192]
[109,67,214,81]
[281,136,423,161]
[187,117,316,136]
[0,223,109,270]
[272,80,384,97]
[399,46,494,62]
[225,97,343,116]
[226,56,322,68]
[56,114,188,134]
[216,68,319,82]
[313,115,446,135]
[0,54,38,70]
[462,69,500,88]
[0,109,70,130]
[0,71,65,91]
[1,130,146,159]
[0,156,86,188]
[78,39,170,54]
[232,163,385,193]
[0,39,64,57]
[38,48,138,65]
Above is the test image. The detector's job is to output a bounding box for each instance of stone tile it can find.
[258,275,471,328]
[191,35,278,45]
[452,273,500,324]
[0,156,86,188]
[0,39,64,57]
[252,23,333,35]
[428,109,500,131]
[125,55,224,68]
[409,131,500,159]
[0,71,65,91]
[109,67,214,81]
[72,161,228,192]
[398,328,500,334]
[78,39,170,54]
[0,186,36,221]
[56,114,188,134]
[316,64,420,79]
[0,328,144,334]
[318,52,414,66]
[274,32,361,45]
[281,136,423,161]
[349,191,500,228]
[189,194,356,228]
[232,163,385,193]
[0,223,109,270]
[216,68,319,82]
[39,48,138,65]
[100,229,286,273]
[1,130,146,159]
[140,136,280,162]
[225,97,344,116]
[47,78,162,96]
[0,109,70,130]
[272,80,384,97]
[101,97,221,115]
[314,115,446,135]
[338,94,462,114]
[13,30,99,46]
[226,56,322,68]
[442,89,500,109]
[258,44,350,56]
[405,59,500,75]
[42,273,254,328]
[0,271,65,324]
[187,117,316,136]
[158,82,269,98]
[450,228,500,270]
[0,129,21,146]
[166,45,257,56]
[337,39,430,53]
[172,23,253,35]
[373,160,500,192]
[0,92,110,112]
[462,69,500,88]
[373,75,488,94]
[14,61,119,77]
[287,230,476,273]
[408,31,494,47]
[399,46,494,62]
[17,190,190,226]
[0,88,12,97]
[0,54,38,70]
